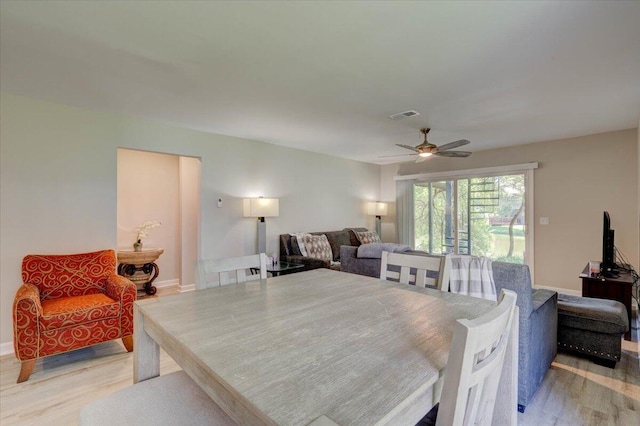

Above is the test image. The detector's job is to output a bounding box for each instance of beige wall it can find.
[0,93,381,347]
[382,129,639,292]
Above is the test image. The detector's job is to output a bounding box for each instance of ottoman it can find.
[557,294,629,368]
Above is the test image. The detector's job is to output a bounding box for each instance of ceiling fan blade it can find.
[435,139,470,152]
[433,150,472,158]
[378,153,417,158]
[396,144,419,152]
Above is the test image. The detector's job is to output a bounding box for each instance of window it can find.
[396,163,536,267]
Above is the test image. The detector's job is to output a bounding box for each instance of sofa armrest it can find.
[340,246,382,278]
[282,255,329,270]
[105,274,137,336]
[13,283,43,361]
[518,289,557,407]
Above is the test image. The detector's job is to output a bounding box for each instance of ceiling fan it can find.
[381,128,472,163]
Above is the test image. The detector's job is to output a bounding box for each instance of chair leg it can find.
[122,335,134,352]
[17,359,36,383]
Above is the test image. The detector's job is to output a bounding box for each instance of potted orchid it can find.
[133,220,161,252]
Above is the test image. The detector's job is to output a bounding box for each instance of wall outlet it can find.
[217,198,223,208]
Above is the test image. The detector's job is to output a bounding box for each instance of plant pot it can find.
[133,240,143,252]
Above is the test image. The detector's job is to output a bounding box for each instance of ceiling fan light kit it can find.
[380,127,472,163]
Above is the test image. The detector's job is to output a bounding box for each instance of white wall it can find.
[381,129,639,292]
[0,92,380,346]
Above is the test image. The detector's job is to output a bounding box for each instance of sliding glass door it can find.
[414,173,528,264]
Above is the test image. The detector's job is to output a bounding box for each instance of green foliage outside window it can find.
[414,174,525,264]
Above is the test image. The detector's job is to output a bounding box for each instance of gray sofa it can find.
[279,228,367,271]
[340,246,557,412]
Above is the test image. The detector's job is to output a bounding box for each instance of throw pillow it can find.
[289,233,311,256]
[356,230,381,245]
[302,234,333,261]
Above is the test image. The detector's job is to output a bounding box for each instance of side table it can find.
[250,262,304,277]
[117,249,164,296]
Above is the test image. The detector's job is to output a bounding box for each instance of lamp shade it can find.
[243,198,279,218]
[367,202,388,217]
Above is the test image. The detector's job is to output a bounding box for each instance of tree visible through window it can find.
[414,174,526,264]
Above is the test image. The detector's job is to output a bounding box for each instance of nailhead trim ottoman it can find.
[557,294,629,368]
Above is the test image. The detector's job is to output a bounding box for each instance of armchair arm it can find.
[282,255,330,270]
[105,274,136,336]
[105,274,137,301]
[13,283,43,361]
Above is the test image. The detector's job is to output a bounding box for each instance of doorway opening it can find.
[117,148,201,293]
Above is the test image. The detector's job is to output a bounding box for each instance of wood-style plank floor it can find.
[1,341,638,425]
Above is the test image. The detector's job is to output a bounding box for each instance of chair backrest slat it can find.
[196,254,268,290]
[380,251,451,289]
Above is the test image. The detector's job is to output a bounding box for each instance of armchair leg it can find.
[122,335,134,352]
[17,359,36,383]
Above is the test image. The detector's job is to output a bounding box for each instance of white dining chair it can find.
[380,251,451,289]
[79,371,237,426]
[196,253,268,290]
[417,288,518,426]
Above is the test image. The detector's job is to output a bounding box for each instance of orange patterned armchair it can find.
[13,250,136,382]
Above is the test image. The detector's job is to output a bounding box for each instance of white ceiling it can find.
[1,1,639,164]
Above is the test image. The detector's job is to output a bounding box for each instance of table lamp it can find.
[243,197,279,254]
[367,201,388,238]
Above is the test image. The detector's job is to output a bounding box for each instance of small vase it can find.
[133,240,143,252]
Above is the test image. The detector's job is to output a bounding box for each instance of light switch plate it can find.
[540,217,549,225]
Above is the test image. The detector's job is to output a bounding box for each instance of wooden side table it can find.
[117,249,164,296]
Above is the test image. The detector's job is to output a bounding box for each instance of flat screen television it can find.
[601,211,617,276]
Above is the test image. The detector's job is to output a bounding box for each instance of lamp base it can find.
[375,217,382,241]
[257,220,266,254]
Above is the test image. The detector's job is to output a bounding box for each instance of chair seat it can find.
[79,371,236,426]
[41,293,119,331]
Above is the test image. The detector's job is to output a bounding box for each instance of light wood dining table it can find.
[133,269,518,425]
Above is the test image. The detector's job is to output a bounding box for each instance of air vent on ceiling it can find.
[389,110,420,120]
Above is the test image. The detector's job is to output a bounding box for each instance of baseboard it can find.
[534,285,581,296]
[179,283,195,292]
[0,341,14,357]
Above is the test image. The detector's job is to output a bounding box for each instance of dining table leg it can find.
[133,300,160,383]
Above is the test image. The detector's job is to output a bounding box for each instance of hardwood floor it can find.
[1,342,638,425]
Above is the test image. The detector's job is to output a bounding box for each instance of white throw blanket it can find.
[448,254,497,301]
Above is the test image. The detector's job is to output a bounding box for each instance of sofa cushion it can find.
[322,230,351,262]
[355,230,381,245]
[303,234,333,261]
[344,228,368,246]
[289,233,311,257]
[40,293,119,331]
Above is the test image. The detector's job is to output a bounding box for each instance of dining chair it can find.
[79,371,236,426]
[417,289,518,426]
[380,251,451,289]
[196,253,268,289]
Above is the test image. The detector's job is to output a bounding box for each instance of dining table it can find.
[133,269,518,425]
